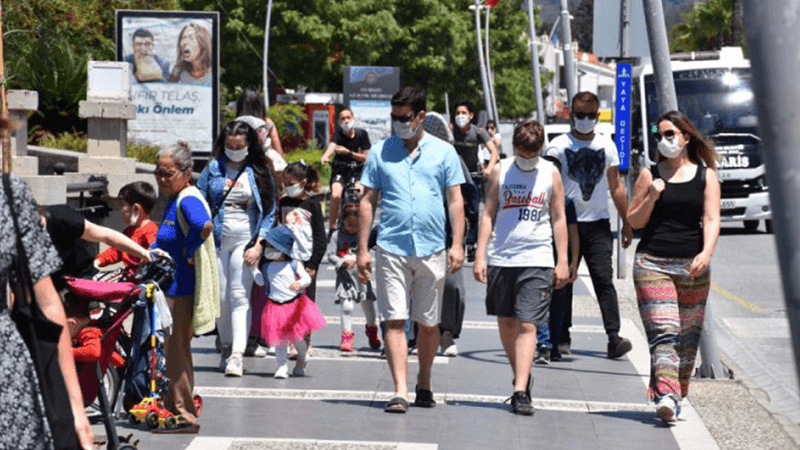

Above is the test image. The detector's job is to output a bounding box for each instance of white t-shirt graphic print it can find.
[545,132,619,222]
[487,158,555,268]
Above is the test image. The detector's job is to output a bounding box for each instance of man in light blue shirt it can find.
[358,87,465,413]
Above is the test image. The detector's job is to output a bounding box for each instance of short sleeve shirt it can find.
[544,132,619,222]
[332,129,371,165]
[360,133,465,257]
[46,204,94,290]
[452,124,491,173]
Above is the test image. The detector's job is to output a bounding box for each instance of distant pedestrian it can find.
[474,119,569,416]
[452,99,498,262]
[259,225,327,379]
[627,110,720,423]
[544,91,633,359]
[321,107,371,234]
[358,87,465,413]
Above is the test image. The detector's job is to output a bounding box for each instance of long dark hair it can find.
[657,110,719,168]
[213,120,275,214]
[236,88,265,118]
[284,160,321,193]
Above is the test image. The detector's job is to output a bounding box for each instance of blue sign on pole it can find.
[615,63,632,171]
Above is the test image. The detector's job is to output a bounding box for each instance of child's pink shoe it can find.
[340,331,354,352]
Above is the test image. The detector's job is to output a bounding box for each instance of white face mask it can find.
[515,155,540,172]
[455,114,470,128]
[225,146,247,162]
[657,136,684,159]
[285,183,304,198]
[263,247,283,260]
[393,119,421,140]
[340,120,354,132]
[572,117,598,135]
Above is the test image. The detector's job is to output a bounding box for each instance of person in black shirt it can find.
[40,204,152,291]
[321,107,371,233]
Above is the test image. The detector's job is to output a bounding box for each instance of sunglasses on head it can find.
[574,112,598,120]
[653,129,679,142]
[390,112,416,123]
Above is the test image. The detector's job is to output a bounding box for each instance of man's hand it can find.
[334,145,350,155]
[343,258,356,270]
[448,245,464,273]
[554,261,569,290]
[321,155,330,165]
[357,250,372,284]
[473,257,487,284]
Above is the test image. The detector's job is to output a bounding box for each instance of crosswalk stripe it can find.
[193,386,652,414]
[320,315,606,333]
[185,437,438,450]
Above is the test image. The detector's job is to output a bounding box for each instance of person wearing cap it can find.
[258,225,327,379]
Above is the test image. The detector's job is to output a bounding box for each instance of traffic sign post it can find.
[615,62,632,172]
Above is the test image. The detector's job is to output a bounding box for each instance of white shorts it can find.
[374,247,447,327]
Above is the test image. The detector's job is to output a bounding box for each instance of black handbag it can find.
[3,175,80,450]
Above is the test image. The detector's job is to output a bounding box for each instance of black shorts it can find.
[485,266,553,323]
[330,166,363,187]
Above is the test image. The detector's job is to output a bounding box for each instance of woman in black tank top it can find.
[626,111,721,423]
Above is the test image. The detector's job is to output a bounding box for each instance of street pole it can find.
[559,0,577,106]
[444,92,450,118]
[616,0,632,280]
[263,0,273,108]
[526,0,545,122]
[743,0,800,390]
[485,7,499,122]
[0,0,10,174]
[641,0,677,113]
[473,0,493,123]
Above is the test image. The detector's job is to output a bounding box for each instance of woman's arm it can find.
[82,220,152,263]
[626,167,662,230]
[179,195,213,258]
[688,168,721,277]
[34,276,94,449]
[294,260,312,289]
[268,122,283,155]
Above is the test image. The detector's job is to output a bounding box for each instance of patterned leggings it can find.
[633,254,710,402]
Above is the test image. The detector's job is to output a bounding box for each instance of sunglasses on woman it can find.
[653,129,680,142]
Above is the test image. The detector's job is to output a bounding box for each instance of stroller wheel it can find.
[165,416,178,430]
[193,395,203,416]
[117,444,137,450]
[145,411,160,429]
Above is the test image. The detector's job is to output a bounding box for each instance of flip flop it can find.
[384,396,409,413]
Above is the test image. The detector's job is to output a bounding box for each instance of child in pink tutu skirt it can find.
[260,225,327,378]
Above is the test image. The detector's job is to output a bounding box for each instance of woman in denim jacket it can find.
[198,120,276,376]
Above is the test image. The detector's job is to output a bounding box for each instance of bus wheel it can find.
[744,220,759,232]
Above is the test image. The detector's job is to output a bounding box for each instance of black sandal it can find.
[384,396,409,413]
[413,385,436,408]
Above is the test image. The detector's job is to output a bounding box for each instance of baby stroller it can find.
[64,255,176,450]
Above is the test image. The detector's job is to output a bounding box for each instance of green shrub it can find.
[284,143,331,188]
[36,131,160,165]
[268,103,306,138]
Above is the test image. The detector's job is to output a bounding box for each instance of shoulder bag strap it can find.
[2,174,35,307]
[211,162,248,219]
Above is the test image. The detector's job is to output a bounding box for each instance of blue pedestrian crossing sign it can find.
[615,63,632,171]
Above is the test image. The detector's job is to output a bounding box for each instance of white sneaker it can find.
[253,345,267,358]
[274,364,289,379]
[292,360,307,377]
[442,344,459,357]
[224,352,243,377]
[655,396,677,423]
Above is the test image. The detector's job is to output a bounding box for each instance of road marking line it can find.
[711,282,767,313]
[193,386,652,413]
[185,437,438,450]
[321,315,605,333]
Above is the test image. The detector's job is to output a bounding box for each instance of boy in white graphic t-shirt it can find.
[544,91,633,360]
[473,119,569,416]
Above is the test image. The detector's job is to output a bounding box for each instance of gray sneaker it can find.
[225,352,243,377]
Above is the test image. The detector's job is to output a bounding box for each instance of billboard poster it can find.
[343,66,400,144]
[115,10,219,160]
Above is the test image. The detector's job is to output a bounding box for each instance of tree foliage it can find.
[179,0,549,119]
[4,0,180,135]
[668,0,745,53]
